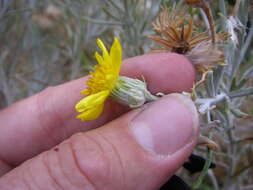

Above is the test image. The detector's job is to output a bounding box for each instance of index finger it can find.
[0,53,195,165]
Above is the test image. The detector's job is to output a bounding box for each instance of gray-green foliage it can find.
[193,0,253,189]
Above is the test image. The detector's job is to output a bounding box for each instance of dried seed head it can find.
[149,8,211,54]
[149,5,230,72]
[186,42,224,72]
[186,32,230,72]
[152,7,188,32]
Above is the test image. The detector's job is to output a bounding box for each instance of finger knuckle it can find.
[40,147,96,190]
[70,133,111,182]
[67,132,126,189]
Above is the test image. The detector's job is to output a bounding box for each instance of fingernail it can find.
[130,93,199,156]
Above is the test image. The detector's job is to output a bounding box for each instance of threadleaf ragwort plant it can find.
[1,0,252,190]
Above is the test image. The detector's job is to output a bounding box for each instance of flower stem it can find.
[192,148,213,189]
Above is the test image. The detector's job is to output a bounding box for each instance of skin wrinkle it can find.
[79,133,117,189]
[41,152,65,190]
[21,172,33,190]
[95,131,126,189]
[1,166,33,190]
[57,144,85,189]
[55,139,97,190]
[26,159,44,190]
[68,134,98,190]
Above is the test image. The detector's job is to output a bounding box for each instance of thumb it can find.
[0,94,199,190]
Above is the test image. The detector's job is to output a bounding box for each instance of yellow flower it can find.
[75,38,122,121]
[75,37,157,122]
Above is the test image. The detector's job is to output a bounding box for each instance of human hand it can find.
[0,53,199,190]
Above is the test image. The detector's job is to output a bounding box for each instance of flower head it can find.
[75,38,122,121]
[75,38,157,121]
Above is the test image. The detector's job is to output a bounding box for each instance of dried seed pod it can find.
[186,32,230,72]
[152,7,188,32]
[149,7,230,72]
[149,8,211,54]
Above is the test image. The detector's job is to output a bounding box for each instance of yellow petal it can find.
[110,37,122,74]
[97,38,109,59]
[80,89,89,95]
[95,51,105,66]
[76,103,104,121]
[75,90,110,112]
